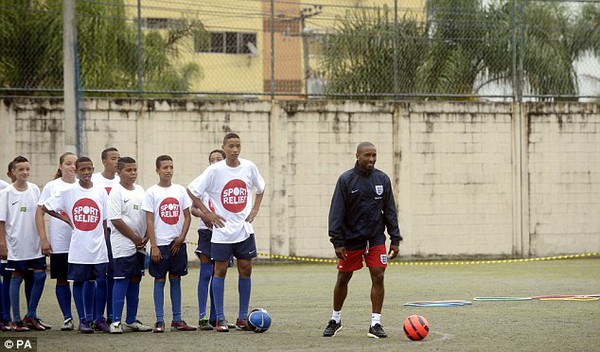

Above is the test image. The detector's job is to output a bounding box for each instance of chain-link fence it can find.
[0,0,598,100]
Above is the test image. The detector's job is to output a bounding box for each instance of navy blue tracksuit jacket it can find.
[328,162,402,251]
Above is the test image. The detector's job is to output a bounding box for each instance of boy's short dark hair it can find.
[76,156,93,169]
[101,147,119,160]
[209,149,226,161]
[223,132,240,145]
[117,157,136,171]
[155,155,172,169]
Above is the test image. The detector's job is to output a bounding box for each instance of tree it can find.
[320,0,600,100]
[320,6,427,99]
[0,0,207,95]
[0,0,63,91]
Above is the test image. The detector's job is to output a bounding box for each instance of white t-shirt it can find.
[196,193,216,231]
[108,183,147,258]
[44,184,108,264]
[188,158,265,244]
[92,173,120,232]
[142,183,192,246]
[0,183,42,260]
[38,178,77,253]
[91,173,120,196]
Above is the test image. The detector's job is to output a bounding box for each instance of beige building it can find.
[129,0,425,97]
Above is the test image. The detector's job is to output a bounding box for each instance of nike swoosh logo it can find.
[249,250,256,255]
[11,201,18,206]
[351,190,359,194]
[124,199,130,203]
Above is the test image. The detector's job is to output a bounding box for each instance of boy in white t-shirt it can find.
[107,157,152,334]
[42,157,109,334]
[91,147,120,328]
[0,156,48,332]
[142,155,196,333]
[188,133,265,332]
[91,147,121,195]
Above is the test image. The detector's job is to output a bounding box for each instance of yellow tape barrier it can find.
[184,242,598,266]
[257,252,600,266]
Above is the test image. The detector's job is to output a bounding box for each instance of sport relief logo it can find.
[159,197,180,225]
[221,179,247,213]
[72,198,101,232]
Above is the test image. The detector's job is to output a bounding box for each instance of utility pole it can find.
[63,0,77,154]
[300,5,321,98]
[270,0,275,99]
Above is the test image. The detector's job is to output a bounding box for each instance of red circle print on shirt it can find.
[159,197,181,225]
[221,179,248,213]
[72,198,101,231]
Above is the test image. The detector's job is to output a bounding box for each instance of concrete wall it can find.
[526,104,600,256]
[1,98,599,259]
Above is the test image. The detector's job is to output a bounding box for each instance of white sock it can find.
[331,310,341,324]
[371,313,381,327]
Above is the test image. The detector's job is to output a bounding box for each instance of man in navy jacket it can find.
[323,142,402,339]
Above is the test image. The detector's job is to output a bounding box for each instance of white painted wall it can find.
[1,98,598,259]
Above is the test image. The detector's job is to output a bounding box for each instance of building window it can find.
[195,32,257,54]
[307,32,325,57]
[140,17,185,29]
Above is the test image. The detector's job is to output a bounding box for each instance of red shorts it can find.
[337,244,388,272]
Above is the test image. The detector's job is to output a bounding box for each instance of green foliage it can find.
[513,1,578,97]
[320,0,600,100]
[417,0,497,96]
[0,0,206,95]
[0,0,63,91]
[321,6,427,99]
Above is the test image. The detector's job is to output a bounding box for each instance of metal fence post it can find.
[393,0,399,99]
[270,0,275,99]
[137,0,143,97]
[512,0,524,102]
[63,0,78,154]
[518,0,524,102]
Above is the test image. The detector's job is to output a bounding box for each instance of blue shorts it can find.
[149,242,188,278]
[195,229,212,258]
[211,234,257,261]
[6,257,47,272]
[50,253,69,280]
[68,263,108,282]
[0,262,7,276]
[113,252,146,279]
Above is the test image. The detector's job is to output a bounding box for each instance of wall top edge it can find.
[2,97,597,114]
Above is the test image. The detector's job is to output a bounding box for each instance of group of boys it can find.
[0,132,266,334]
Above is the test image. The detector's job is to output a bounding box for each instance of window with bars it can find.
[195,32,257,54]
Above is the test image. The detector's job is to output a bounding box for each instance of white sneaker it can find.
[122,320,152,332]
[110,322,123,334]
[61,318,74,331]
